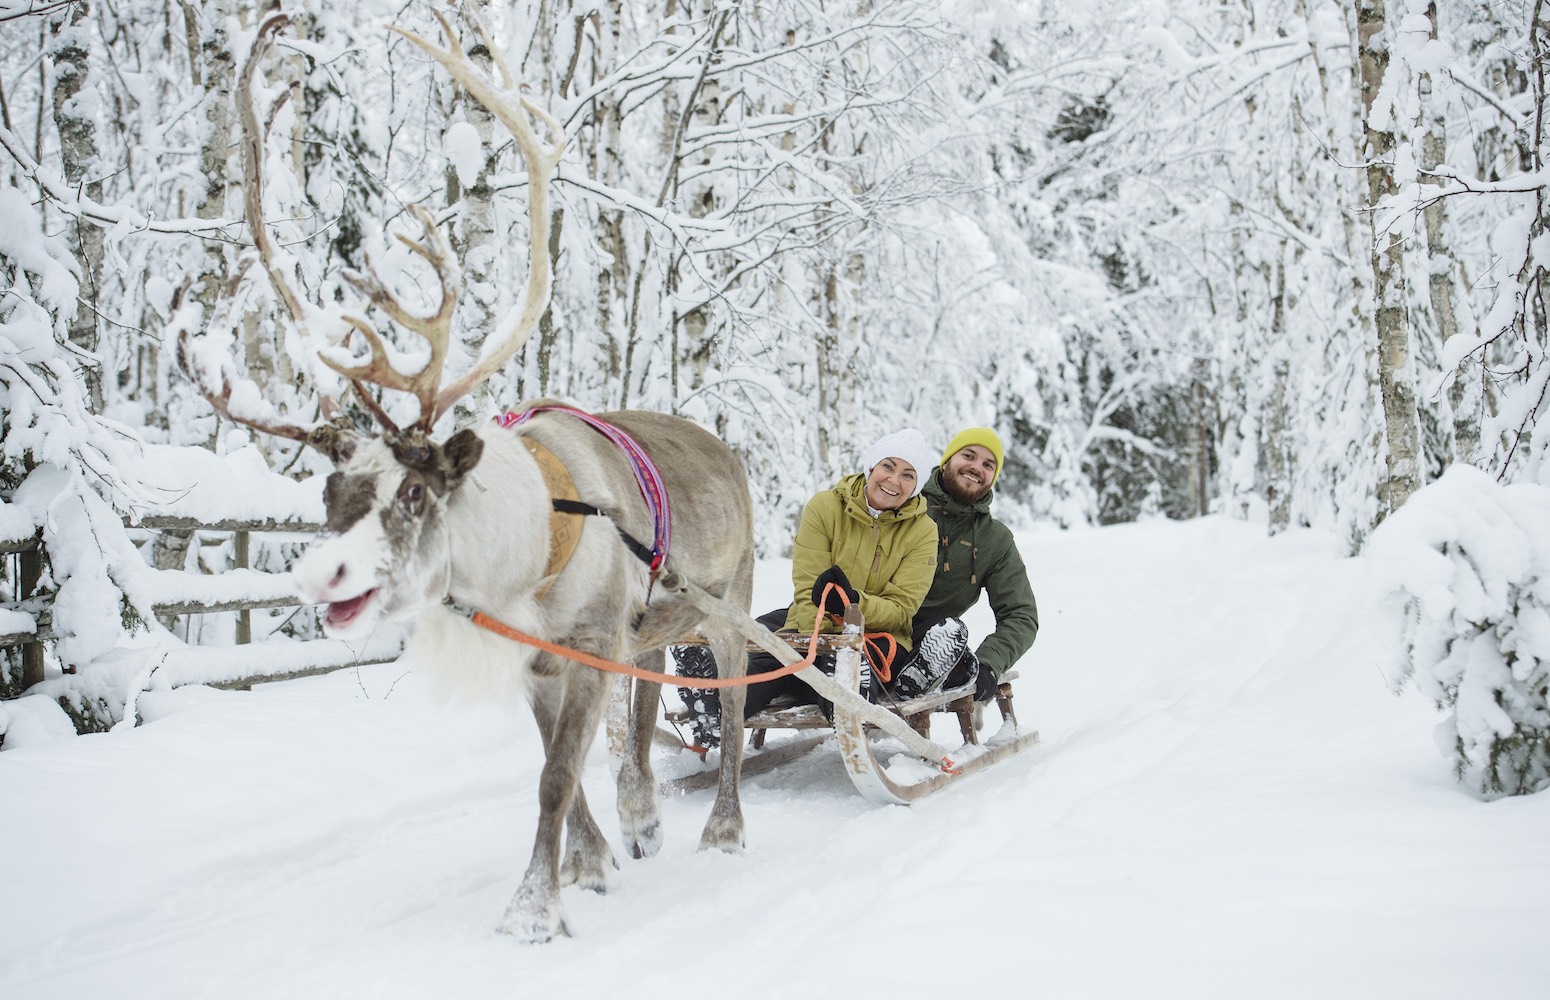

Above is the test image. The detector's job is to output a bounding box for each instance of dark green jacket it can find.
[915,468,1039,678]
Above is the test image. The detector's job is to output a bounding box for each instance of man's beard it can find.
[940,466,991,505]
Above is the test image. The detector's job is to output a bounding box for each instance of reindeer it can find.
[179,13,754,942]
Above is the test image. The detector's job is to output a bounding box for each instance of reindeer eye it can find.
[399,480,427,514]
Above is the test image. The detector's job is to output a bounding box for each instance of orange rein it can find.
[470,610,820,687]
[467,582,880,688]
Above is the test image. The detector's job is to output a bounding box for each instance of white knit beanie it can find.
[861,428,936,499]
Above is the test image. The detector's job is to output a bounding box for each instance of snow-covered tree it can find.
[0,180,165,719]
[1370,465,1550,798]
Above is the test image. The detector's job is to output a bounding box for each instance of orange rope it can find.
[467,582,851,688]
[824,622,896,681]
[467,582,910,693]
[471,609,826,687]
[863,633,896,681]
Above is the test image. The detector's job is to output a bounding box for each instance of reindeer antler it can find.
[180,11,565,447]
[238,13,313,362]
[390,11,567,430]
[324,204,460,433]
[174,327,357,463]
[173,13,339,452]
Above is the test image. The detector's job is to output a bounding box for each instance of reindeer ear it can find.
[442,428,484,487]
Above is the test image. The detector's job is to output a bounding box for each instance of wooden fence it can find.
[2,517,401,701]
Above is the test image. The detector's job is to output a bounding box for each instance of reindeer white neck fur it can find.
[414,426,559,702]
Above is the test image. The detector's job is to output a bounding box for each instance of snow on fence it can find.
[2,516,403,735]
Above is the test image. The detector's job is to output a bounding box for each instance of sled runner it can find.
[654,573,1040,805]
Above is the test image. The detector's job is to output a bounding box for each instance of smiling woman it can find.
[864,457,917,511]
[675,428,940,746]
[857,428,938,512]
[779,426,939,656]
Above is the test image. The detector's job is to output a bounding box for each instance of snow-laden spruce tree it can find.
[0,185,167,723]
[1369,464,1550,798]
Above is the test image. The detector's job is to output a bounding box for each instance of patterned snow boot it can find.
[943,647,980,692]
[673,645,722,750]
[889,618,969,700]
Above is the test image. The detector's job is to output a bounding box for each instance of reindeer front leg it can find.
[503,663,611,943]
[527,669,617,893]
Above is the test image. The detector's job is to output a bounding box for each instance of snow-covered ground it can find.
[2,516,1544,999]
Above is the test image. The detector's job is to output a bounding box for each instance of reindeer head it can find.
[177,12,563,639]
[291,429,484,638]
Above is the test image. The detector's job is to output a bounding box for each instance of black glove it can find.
[974,661,1000,703]
[811,564,859,616]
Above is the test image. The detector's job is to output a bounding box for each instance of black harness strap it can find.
[551,498,657,569]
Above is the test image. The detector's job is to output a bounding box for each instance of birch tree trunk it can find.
[672,3,730,407]
[593,3,632,407]
[1358,0,1422,516]
[147,2,239,578]
[1496,0,1550,476]
[1189,353,1213,517]
[1265,244,1292,533]
[48,3,103,410]
[1415,2,1478,464]
[448,32,499,417]
[188,0,235,357]
[812,101,852,474]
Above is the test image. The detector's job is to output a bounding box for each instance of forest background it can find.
[1,1,1548,790]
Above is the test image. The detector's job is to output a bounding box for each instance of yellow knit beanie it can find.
[941,427,1004,485]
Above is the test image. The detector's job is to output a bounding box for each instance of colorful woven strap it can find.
[497,405,672,573]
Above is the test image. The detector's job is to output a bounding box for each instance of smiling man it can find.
[887,427,1040,705]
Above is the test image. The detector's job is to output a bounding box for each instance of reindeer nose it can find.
[293,545,356,603]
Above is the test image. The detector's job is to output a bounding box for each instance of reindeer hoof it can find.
[697,813,745,854]
[499,886,570,944]
[623,819,663,860]
[560,847,617,893]
[616,767,663,860]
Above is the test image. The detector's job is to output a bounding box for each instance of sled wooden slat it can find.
[659,734,830,797]
[746,703,832,729]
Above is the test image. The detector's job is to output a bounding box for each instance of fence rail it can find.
[3,518,398,705]
[1,534,45,687]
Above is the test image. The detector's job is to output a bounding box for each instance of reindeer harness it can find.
[495,406,671,588]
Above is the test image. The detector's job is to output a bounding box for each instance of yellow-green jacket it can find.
[782,473,939,648]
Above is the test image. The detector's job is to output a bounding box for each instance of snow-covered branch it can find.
[0,126,244,241]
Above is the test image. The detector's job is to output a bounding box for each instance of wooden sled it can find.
[652,573,1040,805]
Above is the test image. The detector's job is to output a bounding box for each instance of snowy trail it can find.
[2,517,1545,999]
